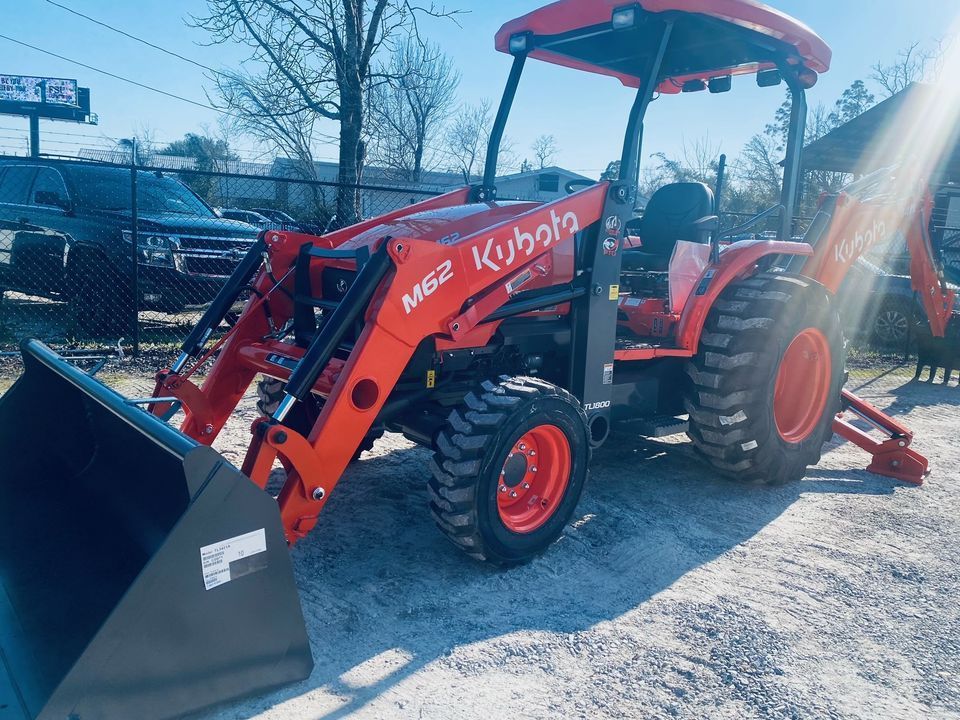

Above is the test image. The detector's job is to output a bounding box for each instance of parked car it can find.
[252,208,302,230]
[0,159,260,333]
[837,258,960,346]
[219,208,273,228]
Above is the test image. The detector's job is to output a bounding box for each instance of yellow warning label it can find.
[609,284,620,301]
[426,370,436,389]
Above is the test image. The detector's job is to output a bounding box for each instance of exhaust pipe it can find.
[0,340,312,720]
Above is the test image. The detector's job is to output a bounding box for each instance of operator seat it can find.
[622,182,717,272]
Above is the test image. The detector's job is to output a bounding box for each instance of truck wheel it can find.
[684,272,844,485]
[872,297,914,346]
[68,254,132,337]
[429,376,590,565]
[256,377,381,461]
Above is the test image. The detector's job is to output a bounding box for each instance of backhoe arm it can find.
[800,177,952,485]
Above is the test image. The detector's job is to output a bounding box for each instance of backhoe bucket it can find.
[0,340,313,720]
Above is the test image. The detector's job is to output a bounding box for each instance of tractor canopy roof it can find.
[495,0,831,93]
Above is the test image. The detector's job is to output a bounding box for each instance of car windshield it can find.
[68,167,214,216]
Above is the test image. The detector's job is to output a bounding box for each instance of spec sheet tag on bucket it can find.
[201,528,268,590]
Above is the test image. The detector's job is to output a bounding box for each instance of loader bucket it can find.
[0,340,313,720]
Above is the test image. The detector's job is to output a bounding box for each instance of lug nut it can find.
[518,443,526,451]
[499,485,507,493]
[531,466,538,473]
[529,450,536,457]
[522,483,530,490]
[312,487,326,501]
[510,491,518,498]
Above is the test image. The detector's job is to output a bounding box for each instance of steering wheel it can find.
[565,179,595,194]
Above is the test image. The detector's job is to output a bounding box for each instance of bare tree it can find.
[645,135,721,186]
[444,99,517,183]
[871,40,945,97]
[214,69,322,180]
[133,124,160,165]
[531,134,558,169]
[367,36,459,182]
[737,133,782,210]
[194,0,460,226]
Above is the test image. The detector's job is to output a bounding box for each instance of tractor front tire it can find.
[429,376,590,566]
[685,272,844,485]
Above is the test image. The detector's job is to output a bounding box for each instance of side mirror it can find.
[34,190,70,210]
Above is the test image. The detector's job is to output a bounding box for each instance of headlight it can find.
[122,231,180,268]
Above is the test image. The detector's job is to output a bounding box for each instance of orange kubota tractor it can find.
[1,1,955,719]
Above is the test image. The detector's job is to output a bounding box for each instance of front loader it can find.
[2,1,955,718]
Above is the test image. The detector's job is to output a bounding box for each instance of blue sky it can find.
[0,1,956,178]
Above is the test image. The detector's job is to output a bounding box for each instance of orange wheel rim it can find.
[773,328,832,443]
[496,424,571,534]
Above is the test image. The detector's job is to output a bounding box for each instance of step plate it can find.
[636,415,689,438]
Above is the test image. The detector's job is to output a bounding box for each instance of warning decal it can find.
[200,529,268,591]
[602,363,614,385]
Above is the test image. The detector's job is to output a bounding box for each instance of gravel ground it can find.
[3,362,957,719]
[188,365,958,720]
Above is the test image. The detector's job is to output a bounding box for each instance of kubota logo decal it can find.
[402,260,454,314]
[472,210,580,272]
[834,219,887,264]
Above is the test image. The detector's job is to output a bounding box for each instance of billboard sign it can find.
[0,74,93,124]
[0,75,79,107]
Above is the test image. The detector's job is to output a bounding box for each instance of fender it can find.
[675,239,814,353]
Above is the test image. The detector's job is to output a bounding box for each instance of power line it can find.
[0,33,226,116]
[44,0,219,75]
[0,125,116,140]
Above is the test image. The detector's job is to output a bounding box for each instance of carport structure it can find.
[802,83,960,283]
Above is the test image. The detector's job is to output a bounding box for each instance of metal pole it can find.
[130,138,140,356]
[715,154,727,210]
[29,114,39,157]
[779,82,807,241]
[477,54,526,200]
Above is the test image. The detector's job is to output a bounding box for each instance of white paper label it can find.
[200,529,268,590]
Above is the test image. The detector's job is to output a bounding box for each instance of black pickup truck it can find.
[0,159,259,333]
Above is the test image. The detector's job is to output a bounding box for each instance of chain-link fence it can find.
[0,153,930,360]
[0,155,443,355]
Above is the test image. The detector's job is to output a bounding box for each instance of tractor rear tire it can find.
[429,376,590,566]
[256,377,381,461]
[684,272,844,485]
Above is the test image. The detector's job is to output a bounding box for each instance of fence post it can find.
[130,140,140,356]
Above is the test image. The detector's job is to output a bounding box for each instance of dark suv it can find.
[0,159,259,332]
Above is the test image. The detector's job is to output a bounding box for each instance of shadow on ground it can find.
[204,424,917,720]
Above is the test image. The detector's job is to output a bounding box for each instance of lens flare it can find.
[824,28,960,343]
